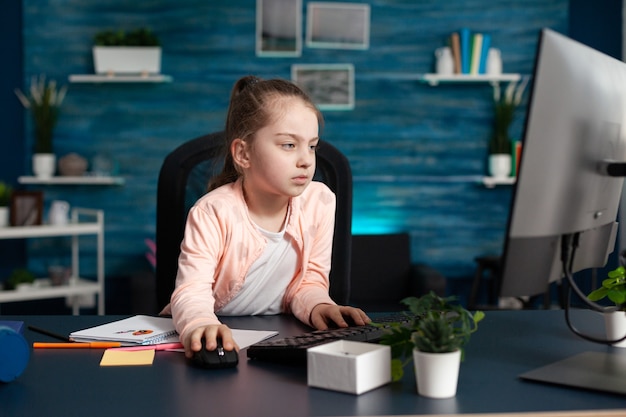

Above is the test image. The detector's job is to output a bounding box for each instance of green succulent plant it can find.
[5,268,36,291]
[94,28,160,46]
[376,292,484,381]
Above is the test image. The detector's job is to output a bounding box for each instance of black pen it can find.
[28,325,72,342]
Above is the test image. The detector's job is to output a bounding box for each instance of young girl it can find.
[163,75,370,358]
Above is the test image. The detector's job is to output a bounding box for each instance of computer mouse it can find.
[190,338,239,369]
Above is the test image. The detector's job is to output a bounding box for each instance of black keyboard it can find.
[246,312,417,364]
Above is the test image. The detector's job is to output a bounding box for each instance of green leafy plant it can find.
[94,28,160,46]
[588,266,626,310]
[0,182,12,207]
[490,78,529,154]
[377,292,485,381]
[5,268,36,291]
[14,75,68,154]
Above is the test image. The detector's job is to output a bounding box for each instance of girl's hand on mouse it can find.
[184,324,239,358]
[310,304,371,330]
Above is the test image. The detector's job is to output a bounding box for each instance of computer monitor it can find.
[499,28,626,300]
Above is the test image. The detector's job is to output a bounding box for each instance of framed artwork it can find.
[291,64,355,110]
[306,2,370,50]
[10,191,43,226]
[256,0,302,57]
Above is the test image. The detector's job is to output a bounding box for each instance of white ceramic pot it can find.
[93,46,162,75]
[413,349,461,398]
[32,153,56,178]
[488,153,512,178]
[604,311,626,347]
[0,206,9,227]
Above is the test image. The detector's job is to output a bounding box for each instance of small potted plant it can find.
[92,28,162,75]
[588,265,626,347]
[488,78,528,178]
[5,268,36,291]
[14,74,68,178]
[377,292,484,398]
[0,181,12,227]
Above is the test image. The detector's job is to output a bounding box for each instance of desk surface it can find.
[1,310,625,417]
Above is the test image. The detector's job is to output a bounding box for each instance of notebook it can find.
[70,315,179,345]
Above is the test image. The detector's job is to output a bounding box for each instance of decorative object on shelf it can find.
[588,265,626,347]
[48,265,71,286]
[376,292,484,398]
[435,47,454,75]
[48,200,70,226]
[0,182,12,228]
[58,153,88,176]
[15,75,68,179]
[5,268,36,291]
[488,77,529,178]
[92,28,161,76]
[486,48,502,75]
[10,191,43,227]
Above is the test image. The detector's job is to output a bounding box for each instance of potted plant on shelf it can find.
[0,182,12,228]
[15,74,68,179]
[92,28,162,76]
[489,78,528,178]
[588,265,626,347]
[377,292,484,398]
[4,268,36,291]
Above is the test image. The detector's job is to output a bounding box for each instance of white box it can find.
[307,340,391,395]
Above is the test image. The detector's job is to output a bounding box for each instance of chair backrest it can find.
[155,132,352,311]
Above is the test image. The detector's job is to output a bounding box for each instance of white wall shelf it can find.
[68,74,172,83]
[482,176,516,188]
[0,208,105,315]
[18,176,125,185]
[421,73,522,86]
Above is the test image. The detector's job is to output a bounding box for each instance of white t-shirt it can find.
[218,224,298,316]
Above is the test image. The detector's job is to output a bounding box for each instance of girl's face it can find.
[237,96,319,201]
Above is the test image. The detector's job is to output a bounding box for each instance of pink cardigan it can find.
[162,178,337,342]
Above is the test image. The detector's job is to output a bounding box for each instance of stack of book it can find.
[448,28,493,75]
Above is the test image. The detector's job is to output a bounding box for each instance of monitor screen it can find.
[499,28,626,297]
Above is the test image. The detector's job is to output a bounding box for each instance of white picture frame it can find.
[291,64,355,110]
[256,0,302,57]
[306,2,370,50]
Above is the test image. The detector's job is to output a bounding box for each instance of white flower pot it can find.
[413,349,461,398]
[93,46,162,75]
[32,153,56,179]
[488,153,512,178]
[0,206,9,228]
[604,311,626,347]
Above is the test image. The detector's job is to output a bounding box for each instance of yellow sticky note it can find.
[100,349,155,366]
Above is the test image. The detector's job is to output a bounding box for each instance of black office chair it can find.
[155,131,352,311]
[349,232,446,311]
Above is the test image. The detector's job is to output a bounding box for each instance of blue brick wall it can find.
[20,0,567,282]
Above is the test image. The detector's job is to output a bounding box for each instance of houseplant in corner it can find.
[93,28,161,76]
[377,292,484,398]
[489,78,528,178]
[15,75,68,178]
[0,182,12,227]
[588,265,626,347]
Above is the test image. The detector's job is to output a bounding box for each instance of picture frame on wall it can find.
[291,64,355,110]
[256,0,302,57]
[10,191,44,226]
[306,2,370,50]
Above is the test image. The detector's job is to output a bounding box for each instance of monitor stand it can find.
[519,351,626,395]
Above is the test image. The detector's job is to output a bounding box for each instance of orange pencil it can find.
[33,342,122,349]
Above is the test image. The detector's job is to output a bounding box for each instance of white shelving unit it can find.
[18,176,125,186]
[420,73,522,86]
[0,208,105,315]
[68,74,172,83]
